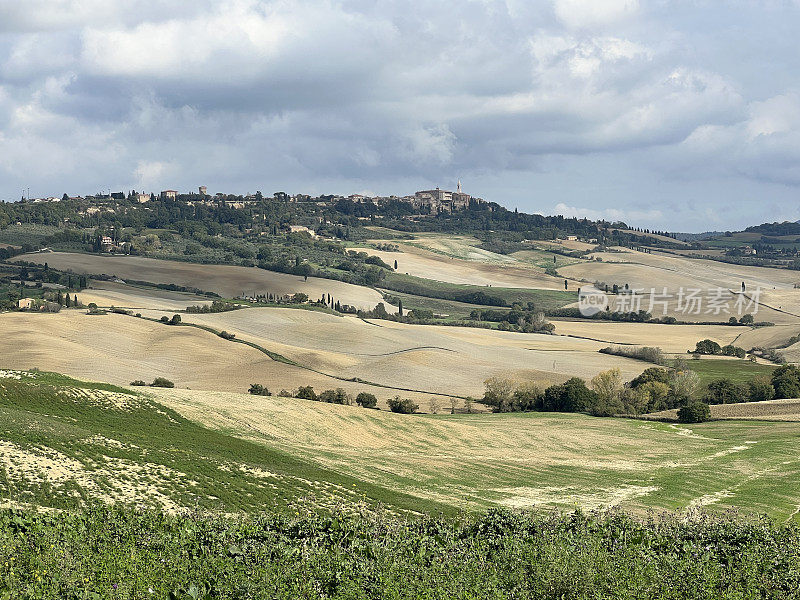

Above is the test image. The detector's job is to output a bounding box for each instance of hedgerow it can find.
[0,506,798,599]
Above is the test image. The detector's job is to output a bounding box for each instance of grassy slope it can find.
[680,358,776,386]
[155,387,800,521]
[378,289,499,319]
[381,271,576,310]
[3,369,799,520]
[0,371,447,515]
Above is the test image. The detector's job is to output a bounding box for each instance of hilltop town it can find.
[20,182,484,217]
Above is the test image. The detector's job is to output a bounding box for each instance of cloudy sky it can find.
[1,0,799,231]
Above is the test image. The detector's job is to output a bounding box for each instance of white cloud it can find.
[553,0,640,29]
[553,202,662,224]
[134,160,173,189]
[0,0,799,228]
[400,124,457,165]
[747,93,800,138]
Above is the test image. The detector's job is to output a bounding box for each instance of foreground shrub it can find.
[249,383,269,396]
[678,401,711,423]
[0,505,798,599]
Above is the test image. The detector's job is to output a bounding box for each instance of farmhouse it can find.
[17,298,33,310]
[287,225,317,237]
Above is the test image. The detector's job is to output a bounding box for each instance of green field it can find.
[378,288,497,319]
[0,371,443,515]
[511,247,585,269]
[0,223,65,247]
[381,271,576,311]
[680,358,776,386]
[2,369,800,521]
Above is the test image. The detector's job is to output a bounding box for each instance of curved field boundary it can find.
[351,346,456,357]
[557,333,639,346]
[128,313,467,400]
[736,291,800,320]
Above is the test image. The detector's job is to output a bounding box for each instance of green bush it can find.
[151,377,175,388]
[600,345,665,365]
[356,392,378,408]
[318,388,350,404]
[772,364,800,399]
[677,401,711,423]
[1,506,799,599]
[704,378,748,404]
[748,378,775,403]
[387,396,419,414]
[629,367,671,388]
[130,380,147,386]
[541,377,597,412]
[693,339,722,355]
[721,344,746,358]
[249,384,269,396]
[295,385,317,401]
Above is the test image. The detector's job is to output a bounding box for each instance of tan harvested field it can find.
[77,280,213,311]
[568,247,800,290]
[732,324,800,352]
[13,252,388,311]
[558,248,800,324]
[0,311,442,405]
[551,321,744,354]
[129,306,650,397]
[363,240,568,289]
[646,399,800,422]
[561,292,798,325]
[534,239,598,252]
[780,341,800,363]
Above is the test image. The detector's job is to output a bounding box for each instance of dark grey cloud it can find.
[1,0,799,230]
